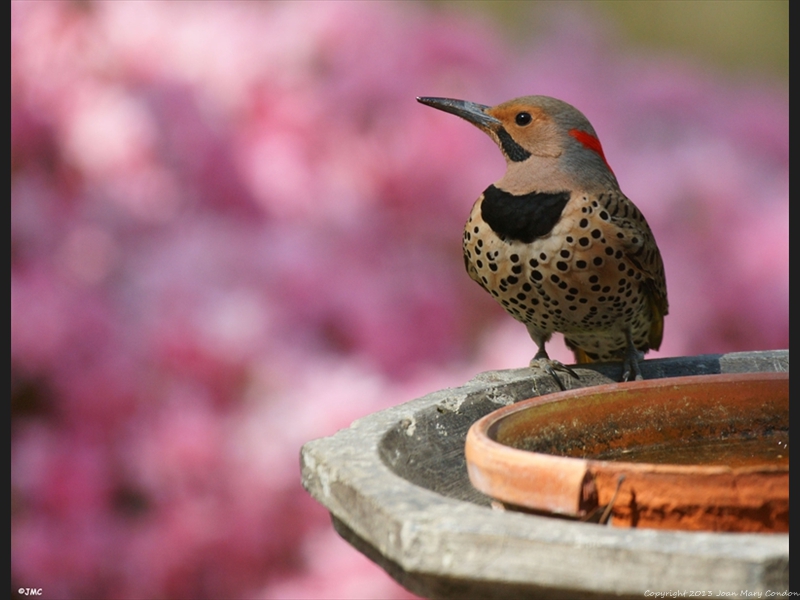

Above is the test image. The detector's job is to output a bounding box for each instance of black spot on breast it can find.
[480,185,570,244]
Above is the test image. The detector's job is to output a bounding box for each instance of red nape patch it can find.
[569,129,613,174]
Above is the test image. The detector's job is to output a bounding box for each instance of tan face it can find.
[486,103,563,159]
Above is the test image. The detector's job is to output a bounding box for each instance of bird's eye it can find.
[515,112,532,126]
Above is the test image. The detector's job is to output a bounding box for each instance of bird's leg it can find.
[621,332,644,382]
[527,333,579,391]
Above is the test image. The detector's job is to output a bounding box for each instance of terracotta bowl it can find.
[465,372,788,532]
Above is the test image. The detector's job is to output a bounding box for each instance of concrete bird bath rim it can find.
[300,351,789,599]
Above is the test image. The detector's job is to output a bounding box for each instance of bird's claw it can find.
[529,357,580,391]
[621,348,644,382]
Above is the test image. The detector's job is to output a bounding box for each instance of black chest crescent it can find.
[480,185,570,244]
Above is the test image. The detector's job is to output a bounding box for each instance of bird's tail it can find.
[570,345,595,364]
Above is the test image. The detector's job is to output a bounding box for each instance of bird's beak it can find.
[417,97,501,130]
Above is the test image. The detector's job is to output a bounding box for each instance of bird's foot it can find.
[529,355,580,391]
[621,347,645,382]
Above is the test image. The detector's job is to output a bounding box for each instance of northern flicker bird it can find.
[418,95,668,384]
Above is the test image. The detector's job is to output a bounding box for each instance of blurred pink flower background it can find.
[11,2,787,599]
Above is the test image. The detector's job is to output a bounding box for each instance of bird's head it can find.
[417,95,618,194]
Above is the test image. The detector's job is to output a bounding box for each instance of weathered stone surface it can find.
[301,351,789,599]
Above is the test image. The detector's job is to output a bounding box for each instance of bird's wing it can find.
[605,194,669,349]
